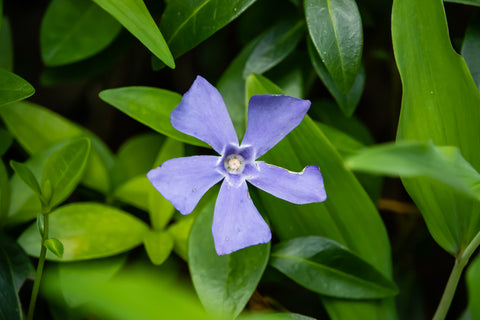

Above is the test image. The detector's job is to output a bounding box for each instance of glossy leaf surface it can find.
[0,69,34,107]
[305,0,363,93]
[247,74,396,320]
[9,160,42,198]
[41,137,91,208]
[99,87,207,147]
[188,191,270,319]
[271,236,398,299]
[40,0,121,66]
[161,0,257,58]
[92,0,174,68]
[243,20,304,78]
[44,238,64,258]
[18,203,149,261]
[392,0,480,254]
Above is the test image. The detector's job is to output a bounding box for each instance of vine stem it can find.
[26,212,49,320]
[433,230,480,320]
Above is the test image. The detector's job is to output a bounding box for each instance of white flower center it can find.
[224,154,245,174]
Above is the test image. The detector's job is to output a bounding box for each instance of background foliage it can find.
[1,0,480,319]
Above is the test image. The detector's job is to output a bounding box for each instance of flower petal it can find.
[171,76,239,154]
[147,156,224,215]
[248,162,326,204]
[241,95,310,157]
[212,180,271,255]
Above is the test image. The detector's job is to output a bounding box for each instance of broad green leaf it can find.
[0,69,34,107]
[92,0,174,68]
[40,0,121,66]
[246,74,396,320]
[466,253,480,319]
[45,238,64,258]
[144,230,174,265]
[113,175,151,210]
[0,161,8,225]
[168,214,195,261]
[445,0,480,5]
[317,122,365,159]
[0,17,13,71]
[18,202,149,261]
[59,255,126,307]
[41,138,91,208]
[149,138,184,230]
[0,101,114,193]
[188,190,270,319]
[99,87,207,147]
[243,20,304,78]
[0,233,34,320]
[44,268,213,320]
[308,40,365,117]
[271,236,398,299]
[392,0,480,254]
[160,0,257,59]
[461,12,480,90]
[0,128,12,155]
[346,141,480,201]
[9,160,42,197]
[305,0,363,93]
[113,133,164,187]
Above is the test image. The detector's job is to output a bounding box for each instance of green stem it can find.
[433,230,480,320]
[27,212,49,320]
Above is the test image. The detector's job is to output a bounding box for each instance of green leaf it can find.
[271,236,398,299]
[92,0,174,68]
[445,0,480,6]
[99,87,207,147]
[392,0,480,254]
[58,255,126,307]
[188,190,270,319]
[0,233,34,320]
[161,0,257,59]
[113,175,151,210]
[243,20,304,78]
[0,69,34,107]
[40,0,121,66]
[246,74,397,319]
[0,128,13,155]
[0,161,9,225]
[144,230,174,265]
[112,133,164,188]
[0,17,13,71]
[0,101,114,193]
[18,202,149,261]
[168,215,195,261]
[305,0,363,93]
[466,253,480,319]
[44,238,64,258]
[308,40,365,117]
[44,268,212,320]
[9,160,42,197]
[346,141,480,201]
[41,137,91,208]
[461,12,480,90]
[149,138,184,230]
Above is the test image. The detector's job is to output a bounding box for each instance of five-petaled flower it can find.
[147,76,327,255]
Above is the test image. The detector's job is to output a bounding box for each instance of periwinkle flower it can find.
[147,76,326,255]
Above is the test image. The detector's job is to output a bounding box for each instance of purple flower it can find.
[147,76,326,255]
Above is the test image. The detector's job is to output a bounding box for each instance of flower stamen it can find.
[224,154,245,174]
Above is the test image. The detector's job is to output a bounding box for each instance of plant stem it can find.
[432,230,480,320]
[27,212,49,320]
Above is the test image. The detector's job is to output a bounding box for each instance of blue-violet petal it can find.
[147,156,224,215]
[171,76,239,154]
[241,95,310,158]
[212,180,271,255]
[248,162,326,204]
